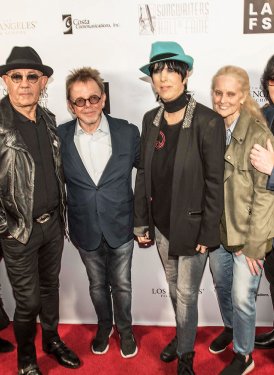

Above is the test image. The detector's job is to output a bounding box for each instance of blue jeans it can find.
[155,228,207,355]
[209,245,263,355]
[78,237,134,334]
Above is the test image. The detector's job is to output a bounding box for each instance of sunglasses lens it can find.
[74,98,86,107]
[10,74,23,83]
[89,95,101,104]
[27,74,39,83]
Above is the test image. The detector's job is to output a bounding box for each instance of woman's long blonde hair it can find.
[211,65,266,125]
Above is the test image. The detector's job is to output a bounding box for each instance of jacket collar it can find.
[152,96,197,129]
[0,95,56,133]
[229,110,251,145]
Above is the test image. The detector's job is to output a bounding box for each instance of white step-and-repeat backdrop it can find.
[0,0,273,326]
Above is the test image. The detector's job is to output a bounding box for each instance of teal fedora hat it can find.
[140,41,194,76]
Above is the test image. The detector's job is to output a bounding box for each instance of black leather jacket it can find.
[0,96,66,244]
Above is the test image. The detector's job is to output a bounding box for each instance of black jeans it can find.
[1,211,63,368]
[264,247,274,312]
[0,248,10,331]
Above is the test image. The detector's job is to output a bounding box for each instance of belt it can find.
[34,210,55,224]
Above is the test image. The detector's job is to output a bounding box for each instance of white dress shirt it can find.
[74,113,112,185]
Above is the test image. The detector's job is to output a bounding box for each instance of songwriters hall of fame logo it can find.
[138,2,210,35]
[62,14,73,34]
[244,0,274,33]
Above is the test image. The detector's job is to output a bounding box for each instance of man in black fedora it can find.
[0,46,80,374]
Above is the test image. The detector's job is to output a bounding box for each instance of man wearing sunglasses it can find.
[0,46,80,374]
[57,67,140,359]
[250,54,274,350]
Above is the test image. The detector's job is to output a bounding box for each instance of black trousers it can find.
[264,247,274,313]
[0,246,10,331]
[1,211,63,368]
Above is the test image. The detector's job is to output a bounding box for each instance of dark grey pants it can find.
[155,228,207,355]
[1,211,63,368]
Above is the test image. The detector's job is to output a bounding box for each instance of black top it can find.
[12,104,59,218]
[151,118,181,239]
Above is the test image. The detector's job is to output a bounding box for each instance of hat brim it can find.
[140,54,193,76]
[0,62,53,77]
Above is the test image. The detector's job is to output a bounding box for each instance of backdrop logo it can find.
[251,86,267,104]
[0,86,7,99]
[62,14,117,35]
[152,288,169,298]
[257,292,269,297]
[38,88,49,109]
[244,0,274,33]
[0,20,37,36]
[139,2,210,35]
[62,14,73,34]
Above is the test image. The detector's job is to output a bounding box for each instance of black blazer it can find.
[134,98,225,256]
[57,113,140,250]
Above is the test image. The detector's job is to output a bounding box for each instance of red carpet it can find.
[0,325,273,374]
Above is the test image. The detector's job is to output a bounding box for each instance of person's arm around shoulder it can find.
[244,134,274,260]
[250,138,274,191]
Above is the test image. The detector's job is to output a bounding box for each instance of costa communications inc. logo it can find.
[62,14,118,35]
[62,14,72,34]
[244,0,274,34]
[139,2,210,35]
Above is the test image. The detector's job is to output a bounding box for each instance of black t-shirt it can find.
[13,105,59,218]
[151,118,181,239]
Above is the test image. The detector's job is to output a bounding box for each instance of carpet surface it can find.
[0,324,273,374]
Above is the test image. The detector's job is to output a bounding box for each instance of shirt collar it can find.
[75,112,109,135]
[227,117,238,134]
[9,96,43,123]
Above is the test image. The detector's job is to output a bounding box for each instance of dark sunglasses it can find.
[5,73,43,84]
[70,95,102,107]
[268,79,274,87]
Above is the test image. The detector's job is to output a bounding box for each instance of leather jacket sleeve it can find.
[0,199,8,235]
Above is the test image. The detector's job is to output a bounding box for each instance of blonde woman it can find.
[208,66,274,375]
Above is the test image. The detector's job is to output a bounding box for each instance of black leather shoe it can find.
[160,336,177,362]
[43,339,80,369]
[255,328,274,349]
[18,364,42,375]
[0,337,15,352]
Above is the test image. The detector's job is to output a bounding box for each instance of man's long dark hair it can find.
[261,55,274,104]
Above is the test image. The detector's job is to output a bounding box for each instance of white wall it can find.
[0,0,273,326]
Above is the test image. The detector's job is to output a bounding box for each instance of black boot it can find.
[0,336,15,352]
[177,351,195,375]
[255,328,274,349]
[160,336,177,362]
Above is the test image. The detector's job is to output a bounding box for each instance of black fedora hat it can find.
[0,46,53,77]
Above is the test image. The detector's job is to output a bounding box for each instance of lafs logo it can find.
[62,14,73,34]
[243,0,274,34]
[152,288,169,298]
